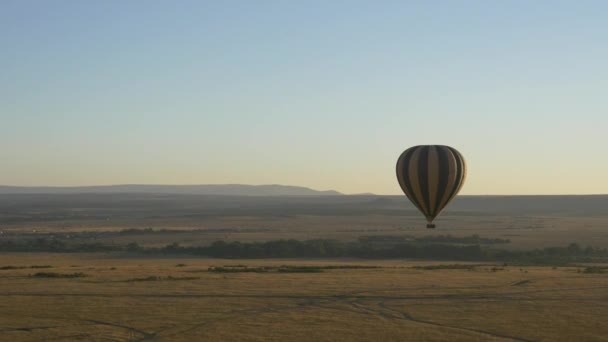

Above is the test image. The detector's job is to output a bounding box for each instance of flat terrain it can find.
[1,194,608,249]
[1,194,607,341]
[1,253,608,341]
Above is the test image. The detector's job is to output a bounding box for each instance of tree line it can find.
[1,237,607,264]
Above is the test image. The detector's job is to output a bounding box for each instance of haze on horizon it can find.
[1,1,606,195]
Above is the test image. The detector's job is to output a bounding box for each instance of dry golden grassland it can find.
[1,253,607,341]
[6,214,608,251]
[3,194,608,250]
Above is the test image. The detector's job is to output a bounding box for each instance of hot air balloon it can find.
[396,145,466,228]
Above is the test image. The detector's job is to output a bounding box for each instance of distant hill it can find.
[0,184,343,196]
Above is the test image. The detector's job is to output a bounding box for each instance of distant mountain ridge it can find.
[0,184,343,196]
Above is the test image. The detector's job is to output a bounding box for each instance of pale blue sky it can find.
[1,1,606,194]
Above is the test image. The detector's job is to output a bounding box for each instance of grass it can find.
[582,266,608,274]
[4,201,608,252]
[1,253,607,342]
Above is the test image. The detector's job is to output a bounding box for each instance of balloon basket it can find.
[426,224,436,229]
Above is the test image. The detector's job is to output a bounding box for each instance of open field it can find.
[1,194,608,250]
[1,253,608,341]
[1,194,607,340]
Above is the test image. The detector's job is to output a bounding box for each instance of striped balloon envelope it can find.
[396,145,466,228]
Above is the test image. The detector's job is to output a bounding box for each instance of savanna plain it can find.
[1,194,607,341]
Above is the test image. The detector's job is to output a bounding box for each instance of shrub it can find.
[31,272,87,278]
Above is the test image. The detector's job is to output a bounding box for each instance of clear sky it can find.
[1,1,606,195]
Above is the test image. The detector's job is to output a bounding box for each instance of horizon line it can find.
[0,183,606,197]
